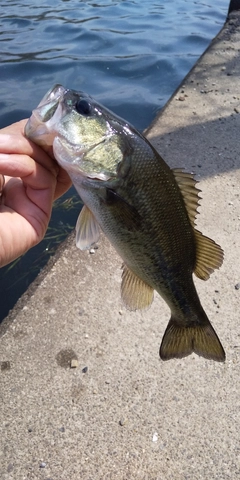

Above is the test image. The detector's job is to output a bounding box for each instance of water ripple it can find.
[0,0,228,129]
[0,0,229,321]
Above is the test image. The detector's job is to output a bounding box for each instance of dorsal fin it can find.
[173,168,224,279]
[173,168,200,228]
[75,205,100,250]
[121,264,154,311]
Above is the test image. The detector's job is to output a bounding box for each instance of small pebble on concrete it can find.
[70,359,78,368]
[1,361,11,371]
[119,417,128,426]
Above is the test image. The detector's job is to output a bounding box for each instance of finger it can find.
[53,169,72,200]
[0,129,57,174]
[0,152,54,186]
[0,119,27,135]
[0,121,72,199]
[0,153,56,218]
[0,206,46,268]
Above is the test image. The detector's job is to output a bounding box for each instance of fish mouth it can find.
[25,83,118,181]
[25,105,64,147]
[25,84,67,146]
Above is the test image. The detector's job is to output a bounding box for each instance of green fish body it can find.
[25,84,225,362]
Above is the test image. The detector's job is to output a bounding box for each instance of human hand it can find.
[0,119,72,267]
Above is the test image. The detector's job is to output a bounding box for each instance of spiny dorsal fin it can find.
[75,205,100,250]
[173,168,224,279]
[121,264,154,311]
[194,229,224,280]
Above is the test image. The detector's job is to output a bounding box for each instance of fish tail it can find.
[160,315,225,362]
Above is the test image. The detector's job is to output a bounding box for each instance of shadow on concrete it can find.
[146,113,240,179]
[144,17,240,178]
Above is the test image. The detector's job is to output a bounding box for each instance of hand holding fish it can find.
[0,119,71,267]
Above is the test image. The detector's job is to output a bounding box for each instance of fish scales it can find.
[78,135,198,314]
[25,84,225,362]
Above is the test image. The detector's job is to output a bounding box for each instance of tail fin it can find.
[160,317,225,362]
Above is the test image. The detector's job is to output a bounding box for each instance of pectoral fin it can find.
[121,264,154,310]
[75,205,100,250]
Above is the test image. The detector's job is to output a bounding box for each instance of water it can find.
[0,0,228,321]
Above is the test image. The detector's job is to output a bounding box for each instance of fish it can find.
[25,84,225,362]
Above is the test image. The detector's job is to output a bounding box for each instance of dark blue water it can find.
[0,0,228,321]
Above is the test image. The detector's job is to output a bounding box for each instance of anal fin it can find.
[121,264,154,311]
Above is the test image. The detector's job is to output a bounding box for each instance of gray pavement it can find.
[1,10,240,480]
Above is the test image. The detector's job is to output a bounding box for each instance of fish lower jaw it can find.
[53,138,111,180]
[52,136,85,166]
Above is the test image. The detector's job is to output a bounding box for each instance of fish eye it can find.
[75,99,92,116]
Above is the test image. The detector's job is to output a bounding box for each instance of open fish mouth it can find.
[25,85,66,145]
[25,84,121,179]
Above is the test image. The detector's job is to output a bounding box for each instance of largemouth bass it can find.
[25,84,225,362]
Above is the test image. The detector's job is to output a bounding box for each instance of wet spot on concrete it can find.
[1,361,11,371]
[43,295,53,305]
[55,348,78,368]
[12,329,26,339]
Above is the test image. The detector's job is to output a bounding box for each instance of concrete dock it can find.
[1,9,240,480]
